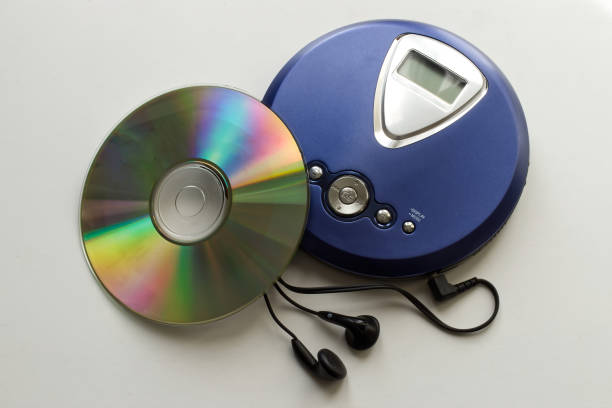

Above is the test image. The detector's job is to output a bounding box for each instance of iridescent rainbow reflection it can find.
[81,87,308,324]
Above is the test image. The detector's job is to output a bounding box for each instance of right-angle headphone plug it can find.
[428,274,479,301]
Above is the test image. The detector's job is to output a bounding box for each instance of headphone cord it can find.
[274,283,317,315]
[263,293,297,339]
[277,274,499,333]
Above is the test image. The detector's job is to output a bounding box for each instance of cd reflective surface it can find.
[80,86,308,324]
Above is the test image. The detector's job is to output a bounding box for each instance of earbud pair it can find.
[290,311,380,381]
[274,274,501,383]
[264,287,380,381]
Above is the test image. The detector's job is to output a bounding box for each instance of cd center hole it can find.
[175,186,206,217]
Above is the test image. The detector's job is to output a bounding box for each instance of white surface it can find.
[1,0,611,407]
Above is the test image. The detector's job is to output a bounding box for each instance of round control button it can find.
[308,165,324,180]
[327,175,369,216]
[339,187,357,204]
[376,208,392,224]
[402,221,416,234]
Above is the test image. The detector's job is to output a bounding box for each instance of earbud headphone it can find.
[263,294,348,381]
[274,283,380,351]
[291,339,347,380]
[265,274,500,381]
[263,285,381,381]
[316,311,380,351]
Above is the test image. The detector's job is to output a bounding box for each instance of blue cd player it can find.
[264,20,529,278]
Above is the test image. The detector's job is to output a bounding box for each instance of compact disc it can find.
[80,86,308,324]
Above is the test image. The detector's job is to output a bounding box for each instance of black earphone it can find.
[263,294,348,380]
[265,274,500,381]
[274,283,380,351]
[316,311,380,351]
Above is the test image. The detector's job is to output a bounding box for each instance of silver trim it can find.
[373,34,488,149]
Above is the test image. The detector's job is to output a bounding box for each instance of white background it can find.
[1,0,611,406]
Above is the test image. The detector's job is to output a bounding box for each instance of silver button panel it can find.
[310,163,411,232]
[327,175,369,217]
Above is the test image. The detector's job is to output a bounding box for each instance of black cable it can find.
[277,276,499,333]
[273,283,317,315]
[263,293,296,339]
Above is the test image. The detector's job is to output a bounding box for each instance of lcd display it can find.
[397,51,467,104]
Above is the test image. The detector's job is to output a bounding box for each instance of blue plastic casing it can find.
[264,20,529,278]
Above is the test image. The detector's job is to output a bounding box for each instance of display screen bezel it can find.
[396,50,467,104]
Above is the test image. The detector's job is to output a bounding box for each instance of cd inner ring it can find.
[150,160,231,245]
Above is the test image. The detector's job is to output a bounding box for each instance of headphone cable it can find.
[263,293,298,339]
[276,274,499,333]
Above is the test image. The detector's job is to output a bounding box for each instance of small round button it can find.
[402,221,416,234]
[375,209,392,224]
[327,175,369,216]
[339,187,357,204]
[308,165,323,180]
